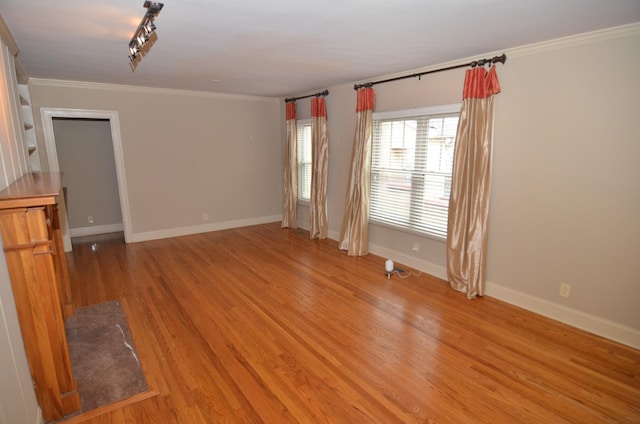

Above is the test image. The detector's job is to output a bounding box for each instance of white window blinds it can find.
[371,105,460,239]
[297,121,312,201]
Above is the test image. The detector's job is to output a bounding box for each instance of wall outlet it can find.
[559,283,571,298]
[202,213,208,222]
[88,216,94,224]
[412,242,419,253]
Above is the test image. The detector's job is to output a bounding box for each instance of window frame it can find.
[370,104,461,241]
[296,118,312,204]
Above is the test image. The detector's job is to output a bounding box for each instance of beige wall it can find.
[53,118,122,231]
[24,25,640,347]
[294,26,640,343]
[30,85,283,239]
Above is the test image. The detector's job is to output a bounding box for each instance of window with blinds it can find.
[370,105,460,239]
[297,120,312,201]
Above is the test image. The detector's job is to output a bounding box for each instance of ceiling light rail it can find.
[353,53,507,90]
[284,89,329,103]
[128,1,164,71]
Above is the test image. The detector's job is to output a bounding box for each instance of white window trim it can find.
[296,118,312,205]
[370,103,462,240]
[372,104,461,121]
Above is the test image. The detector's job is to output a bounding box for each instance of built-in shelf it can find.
[17,84,40,170]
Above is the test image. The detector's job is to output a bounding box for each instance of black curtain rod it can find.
[285,89,329,103]
[353,53,506,90]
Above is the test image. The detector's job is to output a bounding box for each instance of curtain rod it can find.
[285,89,329,103]
[353,53,506,90]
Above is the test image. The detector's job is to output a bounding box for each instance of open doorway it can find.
[41,109,132,251]
[53,117,123,238]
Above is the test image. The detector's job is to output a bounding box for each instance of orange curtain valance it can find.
[462,66,501,100]
[311,97,327,117]
[355,87,375,112]
[286,102,297,120]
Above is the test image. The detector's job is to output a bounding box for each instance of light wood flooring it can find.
[62,222,640,423]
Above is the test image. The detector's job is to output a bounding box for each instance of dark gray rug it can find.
[65,300,148,412]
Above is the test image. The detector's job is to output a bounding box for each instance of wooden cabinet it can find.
[0,172,79,422]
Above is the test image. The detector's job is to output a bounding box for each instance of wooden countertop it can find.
[0,172,63,209]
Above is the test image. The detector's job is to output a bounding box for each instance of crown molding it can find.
[503,22,640,59]
[28,78,280,103]
[25,22,640,102]
[340,22,640,94]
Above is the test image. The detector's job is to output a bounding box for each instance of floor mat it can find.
[65,300,149,412]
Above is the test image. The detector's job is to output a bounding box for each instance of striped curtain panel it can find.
[282,101,298,228]
[339,87,375,256]
[310,96,329,239]
[447,66,501,298]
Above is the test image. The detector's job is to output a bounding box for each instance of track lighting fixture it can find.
[128,1,164,71]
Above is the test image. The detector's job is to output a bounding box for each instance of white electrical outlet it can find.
[412,242,419,253]
[202,213,209,222]
[88,216,94,224]
[559,283,571,298]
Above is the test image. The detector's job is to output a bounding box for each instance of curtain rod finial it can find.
[495,53,507,64]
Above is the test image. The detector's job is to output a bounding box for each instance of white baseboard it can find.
[485,281,640,349]
[141,220,639,349]
[70,223,124,238]
[327,229,640,349]
[368,241,447,280]
[129,214,282,243]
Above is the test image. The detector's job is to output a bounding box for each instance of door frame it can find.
[41,108,132,249]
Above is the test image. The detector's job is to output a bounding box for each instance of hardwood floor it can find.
[62,222,640,423]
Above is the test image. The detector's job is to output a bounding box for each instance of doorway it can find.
[41,109,132,251]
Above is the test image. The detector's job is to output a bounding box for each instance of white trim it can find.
[343,23,640,94]
[368,241,447,281]
[504,22,640,59]
[69,223,124,238]
[41,108,134,246]
[485,281,640,350]
[129,215,282,243]
[300,227,640,348]
[36,407,43,424]
[29,78,279,103]
[372,103,461,120]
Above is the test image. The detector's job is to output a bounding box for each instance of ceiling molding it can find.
[503,22,640,59]
[27,22,640,103]
[28,78,280,103]
[340,22,640,96]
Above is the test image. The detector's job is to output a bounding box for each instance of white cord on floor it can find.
[386,251,422,279]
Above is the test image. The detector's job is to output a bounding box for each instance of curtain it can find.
[282,101,298,228]
[310,96,329,239]
[339,87,375,256]
[447,66,501,298]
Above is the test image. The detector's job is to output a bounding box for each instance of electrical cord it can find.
[385,251,422,279]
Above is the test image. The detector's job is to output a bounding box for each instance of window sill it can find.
[369,219,446,243]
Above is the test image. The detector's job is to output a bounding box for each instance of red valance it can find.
[286,102,297,120]
[462,66,501,99]
[311,97,327,117]
[355,87,375,112]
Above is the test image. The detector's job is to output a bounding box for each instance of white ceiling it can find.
[1,0,639,98]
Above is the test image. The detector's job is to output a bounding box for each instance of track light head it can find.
[128,2,164,70]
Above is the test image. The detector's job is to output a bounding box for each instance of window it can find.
[297,119,312,201]
[370,105,460,239]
